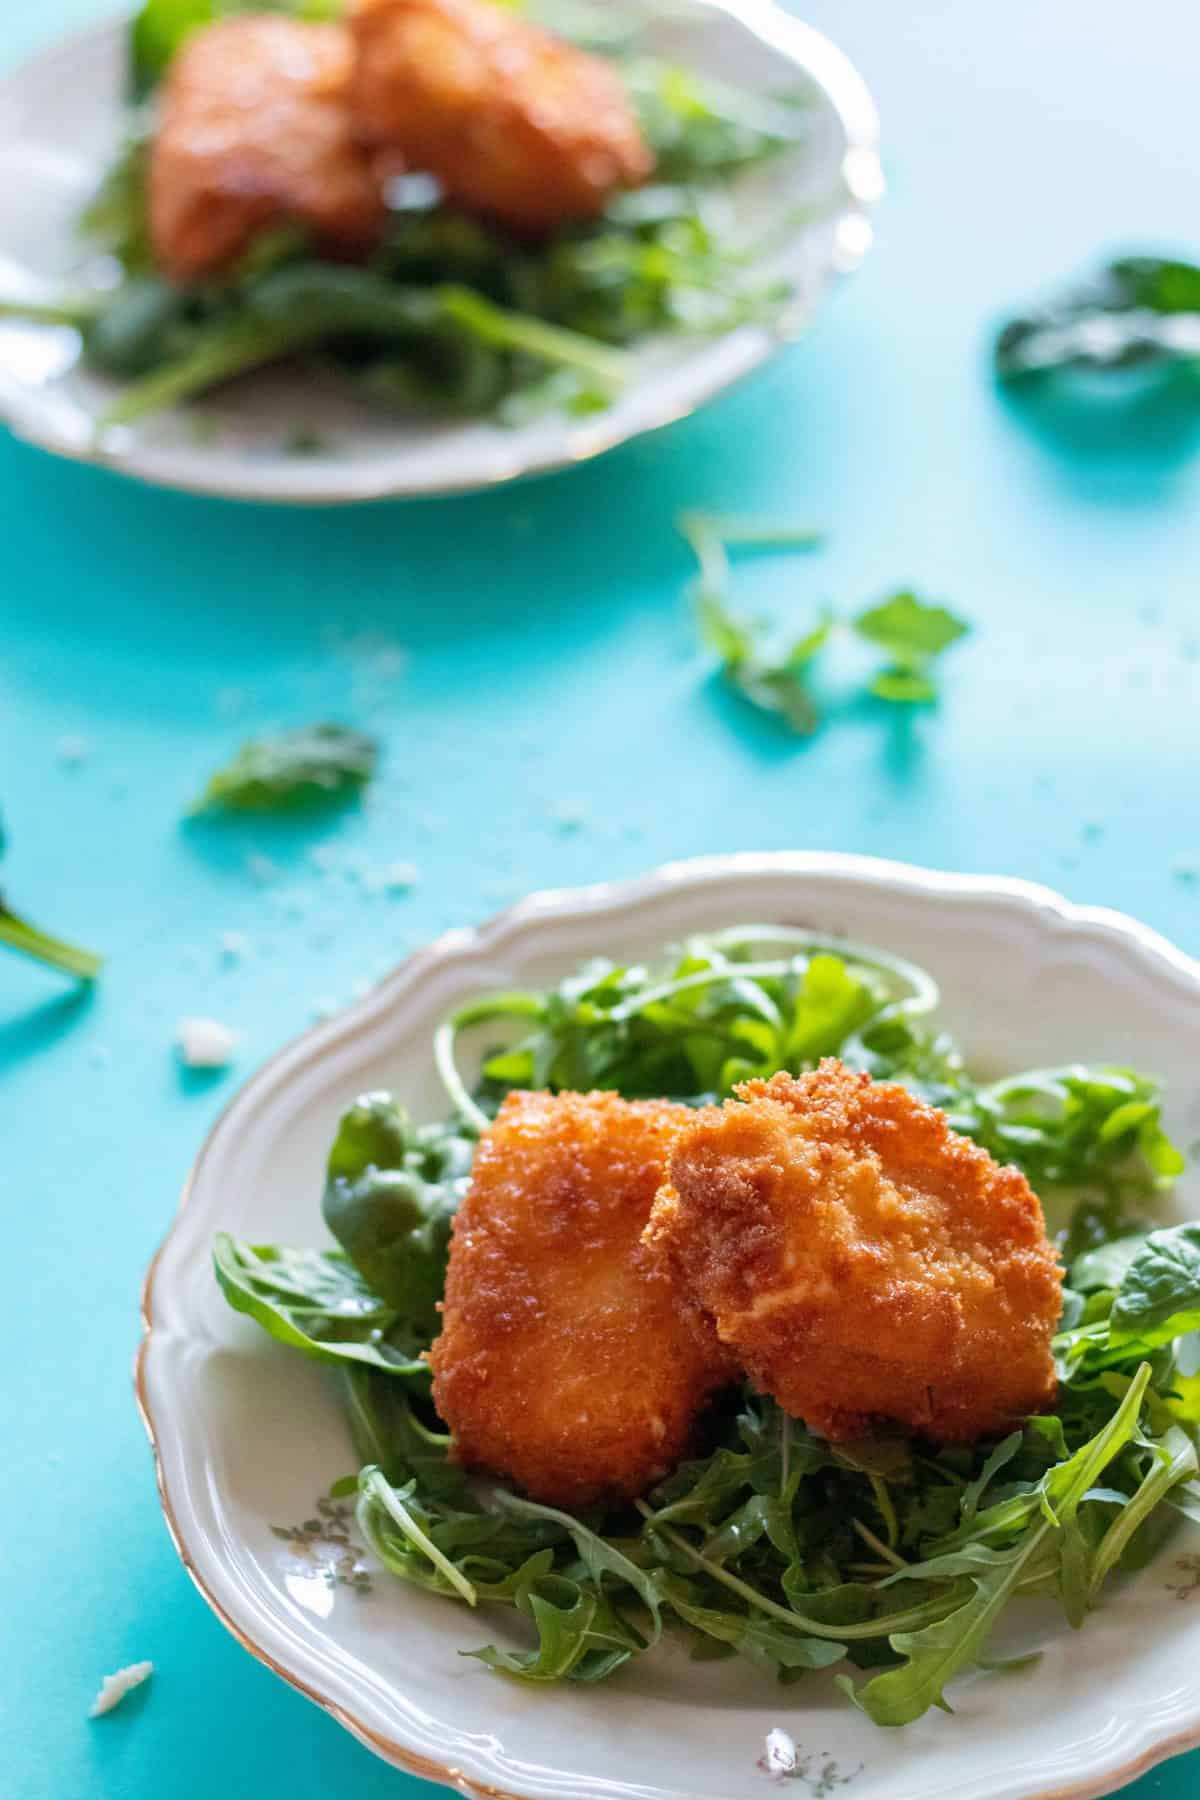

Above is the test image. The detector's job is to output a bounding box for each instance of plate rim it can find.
[0,0,881,506]
[136,850,1200,1799]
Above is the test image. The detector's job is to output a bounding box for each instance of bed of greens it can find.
[214,926,1200,1726]
[0,0,810,432]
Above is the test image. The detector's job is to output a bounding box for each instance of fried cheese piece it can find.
[349,0,653,234]
[645,1061,1062,1443]
[429,1090,733,1506]
[150,18,387,282]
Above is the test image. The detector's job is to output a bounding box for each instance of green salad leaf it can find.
[995,254,1200,381]
[1110,1224,1200,1348]
[322,1095,472,1341]
[212,1234,429,1374]
[193,722,378,813]
[215,929,1195,1725]
[0,814,102,981]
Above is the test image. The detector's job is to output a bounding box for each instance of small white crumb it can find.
[244,852,279,885]
[89,1661,153,1718]
[760,1728,798,1776]
[56,733,91,766]
[549,799,586,834]
[177,1017,237,1069]
[383,859,421,892]
[219,930,250,964]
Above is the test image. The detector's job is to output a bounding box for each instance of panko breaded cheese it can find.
[150,18,387,282]
[645,1061,1062,1443]
[349,0,653,234]
[428,1090,734,1506]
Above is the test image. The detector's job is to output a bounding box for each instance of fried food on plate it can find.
[349,0,654,234]
[428,1090,733,1506]
[645,1061,1062,1443]
[150,18,386,282]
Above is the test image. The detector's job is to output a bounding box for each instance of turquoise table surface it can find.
[2,1,1197,1796]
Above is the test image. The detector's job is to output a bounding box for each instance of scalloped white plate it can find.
[139,853,1200,1800]
[0,2,879,504]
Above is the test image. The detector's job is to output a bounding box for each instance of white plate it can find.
[0,3,879,504]
[138,852,1200,1800]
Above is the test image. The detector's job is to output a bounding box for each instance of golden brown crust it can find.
[348,0,653,234]
[429,1090,734,1506]
[645,1061,1063,1443]
[150,18,386,282]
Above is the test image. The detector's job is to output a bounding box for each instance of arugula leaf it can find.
[212,1233,428,1375]
[1111,1224,1200,1347]
[853,592,970,705]
[0,814,102,981]
[193,723,378,813]
[842,1367,1152,1724]
[995,255,1200,380]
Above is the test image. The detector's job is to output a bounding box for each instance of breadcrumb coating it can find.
[349,0,653,233]
[645,1061,1062,1443]
[150,18,385,282]
[429,1090,733,1506]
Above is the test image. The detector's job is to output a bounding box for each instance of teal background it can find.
[1,1,1197,1795]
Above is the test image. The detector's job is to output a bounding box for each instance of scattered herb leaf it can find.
[995,255,1200,380]
[193,723,378,814]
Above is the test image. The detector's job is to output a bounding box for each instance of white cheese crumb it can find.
[549,799,586,834]
[383,859,421,892]
[761,1728,798,1776]
[177,1017,237,1068]
[56,733,92,766]
[219,930,250,964]
[89,1661,153,1718]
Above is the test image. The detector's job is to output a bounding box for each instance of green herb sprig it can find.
[680,513,970,732]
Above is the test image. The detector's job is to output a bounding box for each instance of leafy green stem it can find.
[0,903,102,980]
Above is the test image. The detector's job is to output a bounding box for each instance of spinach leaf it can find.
[193,723,378,813]
[0,814,102,981]
[995,255,1200,380]
[1111,1224,1200,1347]
[321,1094,471,1339]
[212,1233,428,1375]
